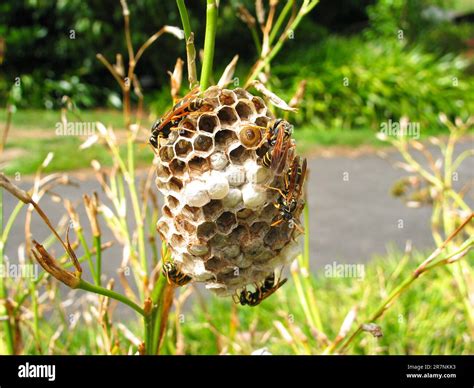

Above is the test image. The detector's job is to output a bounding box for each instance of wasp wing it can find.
[270,127,291,175]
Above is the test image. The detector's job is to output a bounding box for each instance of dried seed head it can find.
[83,192,101,237]
[32,240,81,289]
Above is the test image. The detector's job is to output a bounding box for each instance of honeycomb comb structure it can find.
[155,87,304,296]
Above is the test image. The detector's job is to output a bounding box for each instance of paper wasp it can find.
[150,87,205,149]
[258,119,293,174]
[160,243,191,287]
[264,119,293,146]
[267,155,307,233]
[162,261,192,287]
[240,119,292,150]
[260,124,293,174]
[234,272,287,307]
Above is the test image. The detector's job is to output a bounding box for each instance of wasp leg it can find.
[232,292,240,304]
[264,185,287,199]
[293,221,305,234]
[271,218,284,227]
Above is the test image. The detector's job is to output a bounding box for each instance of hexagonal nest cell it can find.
[169,158,186,177]
[252,96,267,115]
[193,134,214,154]
[217,106,238,126]
[218,89,237,106]
[203,199,224,220]
[229,146,252,165]
[179,120,197,137]
[174,139,193,159]
[159,146,175,164]
[198,114,220,133]
[216,211,237,234]
[197,221,217,241]
[154,87,306,297]
[188,156,210,175]
[215,129,238,149]
[235,100,255,121]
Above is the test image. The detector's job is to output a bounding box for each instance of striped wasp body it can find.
[162,261,192,287]
[150,87,204,149]
[234,272,287,307]
[268,155,307,233]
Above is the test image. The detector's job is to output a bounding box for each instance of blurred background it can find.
[0,0,473,355]
[1,0,473,149]
[1,0,473,261]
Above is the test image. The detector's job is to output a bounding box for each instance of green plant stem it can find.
[291,267,316,329]
[176,0,192,39]
[149,236,159,267]
[29,281,41,352]
[200,0,218,90]
[94,235,102,286]
[268,0,294,46]
[104,133,146,299]
[0,190,15,354]
[144,313,153,354]
[78,279,145,317]
[442,132,474,330]
[1,201,24,242]
[246,0,319,86]
[150,275,169,354]
[127,136,147,288]
[77,229,97,284]
[176,0,198,87]
[299,203,323,332]
[396,144,470,213]
[13,249,96,316]
[335,233,473,354]
[250,27,262,53]
[303,202,310,269]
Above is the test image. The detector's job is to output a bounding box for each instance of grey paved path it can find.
[2,140,473,278]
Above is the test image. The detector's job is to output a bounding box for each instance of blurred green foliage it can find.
[1,0,473,132]
[17,248,474,355]
[276,37,473,131]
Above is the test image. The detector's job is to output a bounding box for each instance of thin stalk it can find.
[451,149,474,173]
[176,0,199,87]
[77,229,97,284]
[126,136,147,282]
[94,235,102,286]
[301,276,323,331]
[1,201,24,242]
[303,202,310,269]
[104,139,145,299]
[150,279,167,351]
[79,279,145,317]
[156,284,174,353]
[442,132,474,329]
[291,266,316,329]
[149,235,159,267]
[29,282,41,352]
[246,0,319,86]
[144,314,153,354]
[300,203,323,331]
[200,0,218,90]
[13,246,108,316]
[268,0,294,46]
[334,222,473,354]
[0,104,13,154]
[0,190,14,354]
[250,27,262,53]
[176,0,192,39]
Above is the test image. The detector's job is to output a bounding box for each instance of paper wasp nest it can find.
[155,87,304,296]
